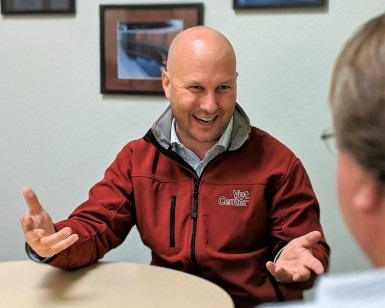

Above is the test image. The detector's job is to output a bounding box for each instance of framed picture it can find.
[1,0,76,14]
[100,3,204,95]
[233,0,325,9]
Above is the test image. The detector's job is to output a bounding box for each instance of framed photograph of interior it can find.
[1,0,76,14]
[233,0,325,9]
[100,3,204,95]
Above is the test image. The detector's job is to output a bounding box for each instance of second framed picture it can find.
[100,3,204,95]
[234,0,325,9]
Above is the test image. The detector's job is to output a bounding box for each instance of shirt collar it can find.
[170,116,233,151]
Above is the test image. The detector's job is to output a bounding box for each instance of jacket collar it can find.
[149,103,251,152]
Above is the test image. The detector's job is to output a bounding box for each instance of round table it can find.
[0,260,234,307]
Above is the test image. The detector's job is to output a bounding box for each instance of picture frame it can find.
[1,0,76,15]
[233,0,325,9]
[100,3,204,95]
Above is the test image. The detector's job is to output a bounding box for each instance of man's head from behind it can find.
[329,13,385,267]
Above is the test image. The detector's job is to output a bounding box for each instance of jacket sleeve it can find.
[49,145,137,270]
[268,157,330,297]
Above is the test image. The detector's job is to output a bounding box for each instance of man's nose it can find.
[200,92,218,114]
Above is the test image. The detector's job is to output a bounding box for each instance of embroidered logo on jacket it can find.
[218,190,249,207]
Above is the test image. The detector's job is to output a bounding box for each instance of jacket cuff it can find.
[274,245,286,263]
[25,242,57,264]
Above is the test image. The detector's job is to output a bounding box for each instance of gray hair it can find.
[329,13,385,187]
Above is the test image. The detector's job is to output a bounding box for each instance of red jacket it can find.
[46,105,329,307]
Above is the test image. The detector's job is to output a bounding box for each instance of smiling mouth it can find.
[194,115,217,124]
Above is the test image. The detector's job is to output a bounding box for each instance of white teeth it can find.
[195,116,216,123]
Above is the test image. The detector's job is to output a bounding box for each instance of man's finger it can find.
[24,228,46,242]
[22,187,44,214]
[49,233,79,253]
[20,214,33,233]
[306,254,325,275]
[38,227,73,247]
[39,230,79,257]
[304,231,322,246]
[292,268,312,282]
[266,261,276,274]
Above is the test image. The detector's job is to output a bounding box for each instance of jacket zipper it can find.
[170,195,176,248]
[190,180,200,267]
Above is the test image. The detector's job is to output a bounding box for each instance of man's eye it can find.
[217,85,231,92]
[189,85,204,92]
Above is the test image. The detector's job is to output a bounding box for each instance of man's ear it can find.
[162,70,170,99]
[351,172,382,213]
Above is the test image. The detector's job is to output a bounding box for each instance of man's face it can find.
[162,48,237,150]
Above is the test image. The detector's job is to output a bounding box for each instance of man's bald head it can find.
[166,26,236,75]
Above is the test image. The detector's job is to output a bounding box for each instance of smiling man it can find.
[162,27,237,161]
[21,26,329,307]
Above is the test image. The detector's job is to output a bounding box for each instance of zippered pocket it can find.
[170,195,176,248]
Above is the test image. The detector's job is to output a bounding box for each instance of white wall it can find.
[1,0,384,273]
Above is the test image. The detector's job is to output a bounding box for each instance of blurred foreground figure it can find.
[260,12,385,308]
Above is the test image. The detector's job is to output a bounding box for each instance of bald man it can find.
[21,26,329,307]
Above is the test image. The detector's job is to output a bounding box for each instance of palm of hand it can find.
[266,231,324,283]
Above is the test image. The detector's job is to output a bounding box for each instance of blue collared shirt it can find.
[170,116,233,177]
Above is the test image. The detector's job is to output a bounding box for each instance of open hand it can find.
[20,187,78,258]
[266,231,325,283]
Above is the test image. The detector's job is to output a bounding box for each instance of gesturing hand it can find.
[266,231,325,283]
[20,187,78,258]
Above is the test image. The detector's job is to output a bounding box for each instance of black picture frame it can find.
[233,0,325,9]
[1,0,76,15]
[100,3,204,95]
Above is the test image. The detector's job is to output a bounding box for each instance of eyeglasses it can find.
[320,127,337,154]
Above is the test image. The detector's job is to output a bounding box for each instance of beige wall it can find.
[1,0,384,273]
